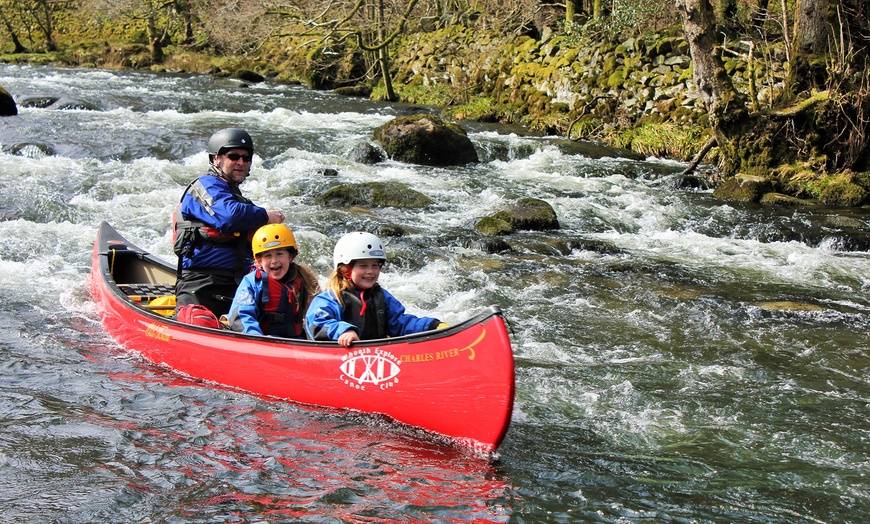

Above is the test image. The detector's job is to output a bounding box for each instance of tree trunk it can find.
[786,0,831,93]
[0,11,28,53]
[146,15,165,64]
[34,0,57,52]
[677,0,781,177]
[676,0,742,118]
[592,0,604,18]
[175,0,195,44]
[793,0,830,54]
[375,0,397,101]
[378,47,396,102]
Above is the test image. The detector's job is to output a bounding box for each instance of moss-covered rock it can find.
[819,178,867,207]
[233,69,265,83]
[334,84,373,97]
[373,114,478,166]
[759,192,815,207]
[713,174,774,203]
[476,198,560,235]
[314,181,434,208]
[474,216,514,236]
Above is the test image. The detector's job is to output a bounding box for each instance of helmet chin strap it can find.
[209,163,246,184]
[209,163,227,179]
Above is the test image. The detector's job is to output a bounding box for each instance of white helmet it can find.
[333,232,386,268]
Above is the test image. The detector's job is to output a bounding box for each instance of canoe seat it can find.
[119,283,176,300]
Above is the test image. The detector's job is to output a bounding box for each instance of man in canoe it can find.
[305,231,448,347]
[173,128,286,317]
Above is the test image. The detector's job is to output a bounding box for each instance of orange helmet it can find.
[252,224,298,257]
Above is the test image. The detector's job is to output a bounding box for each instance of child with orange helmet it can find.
[227,224,320,338]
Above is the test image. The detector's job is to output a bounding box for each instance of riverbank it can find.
[2,22,868,207]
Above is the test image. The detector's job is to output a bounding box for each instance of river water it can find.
[0,63,868,523]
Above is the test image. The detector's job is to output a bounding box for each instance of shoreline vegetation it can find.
[1,0,868,207]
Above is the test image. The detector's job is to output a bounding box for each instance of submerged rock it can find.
[7,142,54,158]
[315,181,434,208]
[50,98,103,111]
[348,142,385,165]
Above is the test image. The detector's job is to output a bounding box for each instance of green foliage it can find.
[442,96,501,122]
[389,81,456,106]
[612,122,708,161]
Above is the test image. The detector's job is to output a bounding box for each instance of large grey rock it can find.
[373,114,478,166]
[315,181,434,208]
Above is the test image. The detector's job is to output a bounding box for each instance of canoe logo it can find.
[339,348,401,391]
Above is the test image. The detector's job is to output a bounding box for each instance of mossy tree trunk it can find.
[145,13,165,64]
[376,0,396,101]
[785,0,832,95]
[676,0,784,177]
[0,3,28,53]
[592,0,605,19]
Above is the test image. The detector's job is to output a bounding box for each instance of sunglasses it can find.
[224,153,253,163]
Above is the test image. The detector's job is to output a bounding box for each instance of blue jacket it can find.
[178,173,268,273]
[227,267,306,339]
[305,284,439,341]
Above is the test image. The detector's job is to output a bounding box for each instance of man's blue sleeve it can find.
[181,176,268,234]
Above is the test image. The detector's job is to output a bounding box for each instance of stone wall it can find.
[387,25,771,139]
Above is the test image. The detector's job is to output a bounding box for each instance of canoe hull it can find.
[90,222,515,452]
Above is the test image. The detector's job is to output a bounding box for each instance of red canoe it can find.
[90,221,515,453]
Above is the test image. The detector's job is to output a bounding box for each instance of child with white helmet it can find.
[305,232,446,347]
[227,224,320,338]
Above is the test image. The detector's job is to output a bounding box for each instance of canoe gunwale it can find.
[95,222,505,348]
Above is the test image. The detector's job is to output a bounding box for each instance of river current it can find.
[0,64,868,523]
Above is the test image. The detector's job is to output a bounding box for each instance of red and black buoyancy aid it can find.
[255,267,305,338]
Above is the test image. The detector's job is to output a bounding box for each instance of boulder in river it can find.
[373,114,478,166]
[0,86,17,116]
[475,198,560,235]
[348,141,386,165]
[17,96,59,109]
[314,181,434,208]
[713,173,774,203]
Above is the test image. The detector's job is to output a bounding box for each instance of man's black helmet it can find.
[207,128,254,161]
